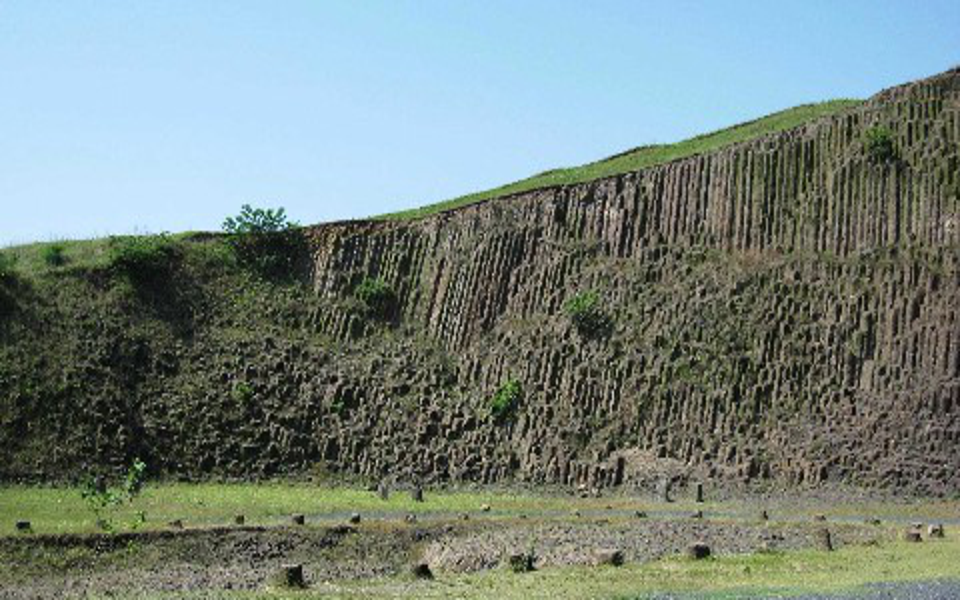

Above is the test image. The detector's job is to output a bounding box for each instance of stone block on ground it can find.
[687,542,711,560]
[591,548,625,567]
[273,564,306,589]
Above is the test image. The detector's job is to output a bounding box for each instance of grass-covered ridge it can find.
[381,99,860,220]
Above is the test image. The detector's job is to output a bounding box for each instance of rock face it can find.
[1,69,958,494]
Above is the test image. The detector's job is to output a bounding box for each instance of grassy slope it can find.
[380,99,860,220]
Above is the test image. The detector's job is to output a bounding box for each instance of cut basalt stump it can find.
[480,504,491,513]
[816,528,834,551]
[348,513,361,524]
[292,514,305,526]
[904,529,923,543]
[410,563,433,580]
[411,486,424,503]
[634,511,647,519]
[592,549,625,567]
[661,479,673,503]
[507,552,536,573]
[234,515,245,526]
[687,543,711,560]
[15,521,31,533]
[691,510,703,519]
[928,524,945,539]
[695,482,704,503]
[274,564,306,589]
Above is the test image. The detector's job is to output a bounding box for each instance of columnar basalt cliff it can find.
[2,69,958,495]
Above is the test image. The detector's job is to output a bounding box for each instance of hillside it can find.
[1,68,958,498]
[381,99,861,220]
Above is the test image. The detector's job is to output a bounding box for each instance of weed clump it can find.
[490,379,522,422]
[0,253,17,319]
[564,290,611,338]
[108,235,179,285]
[0,252,15,282]
[42,243,67,267]
[864,126,896,163]
[80,458,148,532]
[354,277,397,320]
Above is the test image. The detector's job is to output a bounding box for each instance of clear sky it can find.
[1,1,957,245]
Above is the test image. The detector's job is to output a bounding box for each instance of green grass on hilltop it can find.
[380,99,860,220]
[0,231,215,279]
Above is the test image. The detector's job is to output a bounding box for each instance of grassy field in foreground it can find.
[126,537,958,599]
[380,99,861,221]
[2,483,957,535]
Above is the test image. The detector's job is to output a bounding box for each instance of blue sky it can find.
[1,1,957,245]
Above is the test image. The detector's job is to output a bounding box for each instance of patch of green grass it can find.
[2,483,958,537]
[125,537,960,599]
[0,483,649,534]
[380,99,860,220]
[1,238,114,276]
[1,231,216,279]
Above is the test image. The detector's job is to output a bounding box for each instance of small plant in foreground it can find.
[564,290,611,337]
[80,458,148,532]
[354,277,397,320]
[864,126,896,163]
[490,379,522,422]
[42,243,67,267]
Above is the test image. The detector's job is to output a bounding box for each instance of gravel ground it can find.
[643,579,960,599]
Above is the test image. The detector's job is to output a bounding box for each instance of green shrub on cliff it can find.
[564,290,611,337]
[864,126,896,163]
[0,252,14,281]
[0,253,16,319]
[222,204,303,279]
[108,235,179,285]
[223,204,297,235]
[42,243,67,267]
[490,379,522,422]
[354,277,397,320]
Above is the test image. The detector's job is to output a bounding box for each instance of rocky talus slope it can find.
[1,69,958,495]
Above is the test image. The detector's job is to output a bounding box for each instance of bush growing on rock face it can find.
[490,379,522,422]
[0,253,16,319]
[0,252,14,281]
[108,235,179,285]
[42,243,67,267]
[222,204,304,279]
[354,277,397,320]
[864,126,896,163]
[564,290,611,337]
